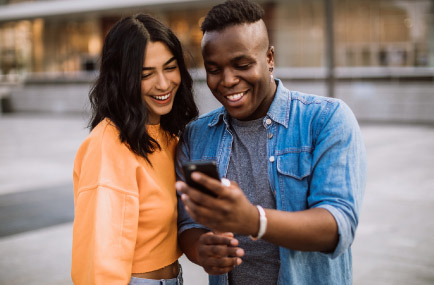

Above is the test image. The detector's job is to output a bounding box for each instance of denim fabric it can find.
[176,79,367,285]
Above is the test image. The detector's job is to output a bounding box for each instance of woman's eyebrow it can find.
[164,57,176,65]
[142,57,176,70]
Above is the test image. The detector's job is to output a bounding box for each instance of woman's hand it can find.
[197,232,244,275]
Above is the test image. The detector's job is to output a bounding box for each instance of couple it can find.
[72,0,367,284]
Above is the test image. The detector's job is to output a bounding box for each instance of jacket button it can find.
[268,133,273,139]
[269,156,275,162]
[265,118,272,125]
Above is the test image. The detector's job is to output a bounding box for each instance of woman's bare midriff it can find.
[131,260,179,280]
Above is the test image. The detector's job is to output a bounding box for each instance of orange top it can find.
[71,118,182,285]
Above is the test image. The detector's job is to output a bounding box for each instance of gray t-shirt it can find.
[226,117,280,285]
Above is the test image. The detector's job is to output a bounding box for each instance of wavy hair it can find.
[89,13,198,162]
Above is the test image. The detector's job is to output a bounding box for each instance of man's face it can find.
[201,21,275,121]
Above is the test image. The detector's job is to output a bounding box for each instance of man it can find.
[176,0,367,284]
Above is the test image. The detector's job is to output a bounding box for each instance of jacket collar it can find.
[267,79,290,128]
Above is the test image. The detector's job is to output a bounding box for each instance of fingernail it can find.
[221,178,230,187]
[191,172,201,180]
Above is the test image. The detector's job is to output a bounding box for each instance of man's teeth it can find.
[226,92,244,101]
[152,94,170,100]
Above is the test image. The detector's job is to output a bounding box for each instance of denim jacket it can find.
[176,79,366,285]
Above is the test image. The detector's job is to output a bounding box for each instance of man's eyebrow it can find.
[142,57,176,70]
[231,55,253,63]
[204,55,253,66]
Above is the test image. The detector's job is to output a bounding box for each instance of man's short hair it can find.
[201,0,264,33]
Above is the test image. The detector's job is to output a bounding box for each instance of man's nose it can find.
[221,69,239,88]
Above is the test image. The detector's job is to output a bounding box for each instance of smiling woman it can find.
[71,13,198,285]
[141,42,181,125]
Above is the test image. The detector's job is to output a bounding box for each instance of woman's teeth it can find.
[152,94,170,101]
[226,92,244,101]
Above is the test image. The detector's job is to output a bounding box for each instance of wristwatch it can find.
[250,205,267,240]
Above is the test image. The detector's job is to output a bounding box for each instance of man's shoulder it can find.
[286,90,357,133]
[273,81,355,132]
[187,106,226,129]
[288,90,347,118]
[290,90,339,106]
[273,81,345,122]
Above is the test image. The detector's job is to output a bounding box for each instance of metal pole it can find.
[324,0,335,98]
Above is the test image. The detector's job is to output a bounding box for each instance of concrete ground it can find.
[0,113,433,285]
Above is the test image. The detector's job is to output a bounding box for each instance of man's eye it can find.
[236,64,250,69]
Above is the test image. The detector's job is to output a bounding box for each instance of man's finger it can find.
[191,172,228,197]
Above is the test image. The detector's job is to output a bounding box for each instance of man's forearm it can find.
[261,207,339,252]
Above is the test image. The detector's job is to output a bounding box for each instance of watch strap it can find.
[250,205,267,240]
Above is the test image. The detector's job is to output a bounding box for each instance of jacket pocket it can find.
[275,151,312,211]
[276,151,312,180]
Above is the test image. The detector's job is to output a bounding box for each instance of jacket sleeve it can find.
[175,125,209,235]
[310,100,367,258]
[71,185,139,284]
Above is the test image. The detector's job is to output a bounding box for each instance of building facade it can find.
[0,0,433,122]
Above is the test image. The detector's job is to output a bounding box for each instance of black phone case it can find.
[182,161,220,197]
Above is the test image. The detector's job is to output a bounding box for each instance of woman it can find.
[71,14,198,284]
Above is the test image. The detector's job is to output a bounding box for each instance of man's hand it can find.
[176,172,259,235]
[177,171,340,253]
[197,232,244,275]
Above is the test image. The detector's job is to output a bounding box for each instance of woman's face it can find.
[141,41,181,125]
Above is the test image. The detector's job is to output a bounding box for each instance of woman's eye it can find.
[141,73,152,79]
[207,68,220,74]
[165,65,177,71]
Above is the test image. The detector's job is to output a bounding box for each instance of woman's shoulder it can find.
[89,118,118,140]
[76,118,134,164]
[88,118,128,150]
[74,118,141,192]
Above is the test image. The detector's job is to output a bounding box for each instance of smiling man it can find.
[201,17,275,121]
[176,1,367,284]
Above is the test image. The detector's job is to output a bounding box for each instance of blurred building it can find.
[0,0,213,75]
[0,0,433,122]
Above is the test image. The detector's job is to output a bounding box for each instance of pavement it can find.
[0,113,433,285]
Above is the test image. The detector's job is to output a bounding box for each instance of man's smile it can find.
[223,89,249,103]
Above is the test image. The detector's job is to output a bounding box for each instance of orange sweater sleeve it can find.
[72,121,140,285]
[72,186,139,284]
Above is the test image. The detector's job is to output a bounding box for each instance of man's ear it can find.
[267,46,275,69]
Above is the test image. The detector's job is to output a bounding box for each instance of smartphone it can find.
[182,160,220,197]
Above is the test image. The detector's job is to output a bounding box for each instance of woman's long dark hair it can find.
[89,13,198,162]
